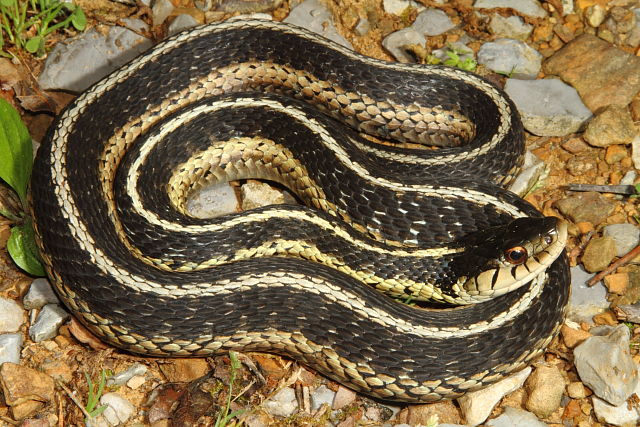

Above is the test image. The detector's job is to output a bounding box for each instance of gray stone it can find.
[592,367,640,426]
[382,27,426,63]
[567,265,609,323]
[28,304,70,342]
[603,223,640,257]
[284,0,352,48]
[168,14,199,36]
[432,41,474,64]
[477,38,542,78]
[0,333,23,365]
[355,18,370,36]
[23,278,60,310]
[489,15,533,40]
[413,9,455,36]
[100,392,135,426]
[458,367,531,426]
[574,325,638,406]
[633,135,640,170]
[241,181,292,210]
[474,0,547,18]
[621,170,637,185]
[0,298,24,333]
[508,151,545,196]
[504,78,592,136]
[311,384,336,411]
[486,407,549,427]
[584,105,638,147]
[152,0,175,26]
[38,19,152,93]
[107,363,148,387]
[264,387,298,417]
[186,183,238,219]
[382,0,424,15]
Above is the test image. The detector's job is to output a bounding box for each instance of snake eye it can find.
[504,246,528,265]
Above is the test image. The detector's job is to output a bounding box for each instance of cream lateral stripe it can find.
[125,97,526,218]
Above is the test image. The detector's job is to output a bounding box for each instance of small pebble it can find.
[100,392,136,426]
[486,406,549,426]
[603,223,640,257]
[382,27,426,62]
[0,298,25,333]
[592,368,640,426]
[567,266,609,323]
[284,0,352,48]
[29,304,70,343]
[382,0,423,15]
[567,381,588,399]
[489,15,534,40]
[263,387,298,417]
[23,278,60,310]
[168,14,199,35]
[477,38,542,78]
[186,183,238,218]
[474,0,547,18]
[525,365,566,418]
[107,363,148,387]
[311,384,336,411]
[584,105,637,147]
[412,9,455,36]
[581,236,616,273]
[0,333,23,365]
[152,0,175,26]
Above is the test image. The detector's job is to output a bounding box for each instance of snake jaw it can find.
[452,217,567,303]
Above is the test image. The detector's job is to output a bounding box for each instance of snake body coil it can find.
[31,19,569,402]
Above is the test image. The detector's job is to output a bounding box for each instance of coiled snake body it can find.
[31,19,569,402]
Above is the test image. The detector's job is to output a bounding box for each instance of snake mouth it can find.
[457,217,568,302]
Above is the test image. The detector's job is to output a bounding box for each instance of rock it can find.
[567,266,609,323]
[395,401,462,425]
[311,384,335,411]
[524,365,566,418]
[504,78,591,136]
[581,236,617,273]
[508,151,545,196]
[107,363,148,387]
[592,369,640,426]
[574,325,638,406]
[264,387,298,417]
[100,392,136,426]
[284,0,352,49]
[0,333,23,365]
[474,0,547,18]
[382,0,424,15]
[0,297,24,333]
[38,19,152,93]
[158,358,210,382]
[152,0,174,26]
[382,27,426,62]
[621,170,637,185]
[126,375,146,389]
[412,9,455,36]
[489,15,534,40]
[486,407,549,426]
[218,0,282,13]
[554,192,615,225]
[618,302,640,323]
[241,181,290,210]
[567,381,588,399]
[603,273,629,295]
[354,18,370,36]
[584,105,638,147]
[0,363,55,405]
[477,38,542,78]
[332,385,356,410]
[565,154,596,176]
[543,34,640,112]
[458,367,531,426]
[585,4,606,27]
[186,183,238,218]
[560,323,591,348]
[23,278,60,310]
[28,304,70,342]
[11,400,45,421]
[605,145,629,164]
[168,14,200,35]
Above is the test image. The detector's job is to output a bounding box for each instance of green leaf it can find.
[25,35,42,53]
[7,219,45,276]
[70,6,85,30]
[0,98,32,206]
[0,0,14,7]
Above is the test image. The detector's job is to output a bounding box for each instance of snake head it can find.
[450,217,567,302]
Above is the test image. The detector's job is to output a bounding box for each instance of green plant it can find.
[0,0,86,57]
[442,46,477,71]
[214,351,246,427]
[84,370,109,421]
[0,98,44,276]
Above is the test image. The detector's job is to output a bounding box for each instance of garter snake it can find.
[31,19,570,402]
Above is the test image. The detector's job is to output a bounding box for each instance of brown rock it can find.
[555,192,615,225]
[543,34,640,112]
[525,365,566,418]
[604,272,629,294]
[582,236,617,272]
[604,145,629,164]
[593,310,618,325]
[584,105,638,147]
[395,401,462,425]
[158,358,210,382]
[332,385,356,410]
[11,400,45,421]
[561,324,592,348]
[562,137,590,153]
[0,363,55,406]
[567,381,588,399]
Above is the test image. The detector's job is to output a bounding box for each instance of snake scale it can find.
[31,19,570,402]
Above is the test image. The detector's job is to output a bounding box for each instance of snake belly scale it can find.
[31,19,570,402]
